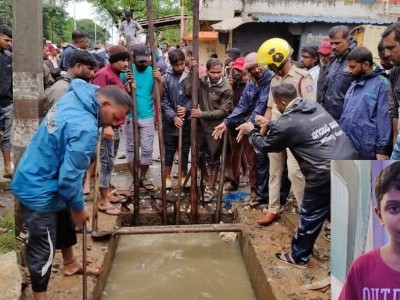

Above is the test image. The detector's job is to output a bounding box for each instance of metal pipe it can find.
[146,0,168,224]
[215,131,228,223]
[115,224,243,235]
[176,126,183,224]
[190,0,200,224]
[126,36,141,226]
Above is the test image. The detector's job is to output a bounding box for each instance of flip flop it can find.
[110,194,127,204]
[98,206,120,215]
[140,178,154,191]
[3,173,12,179]
[275,252,309,269]
[63,265,103,276]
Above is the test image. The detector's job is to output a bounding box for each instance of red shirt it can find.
[92,64,124,89]
[339,248,400,300]
[91,64,126,126]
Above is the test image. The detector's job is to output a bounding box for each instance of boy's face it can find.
[375,188,400,243]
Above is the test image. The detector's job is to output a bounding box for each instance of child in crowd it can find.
[339,161,400,299]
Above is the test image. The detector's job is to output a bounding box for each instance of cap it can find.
[48,44,59,52]
[318,38,332,55]
[233,56,245,71]
[243,52,257,70]
[133,44,150,61]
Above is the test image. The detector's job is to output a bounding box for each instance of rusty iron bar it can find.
[215,131,228,223]
[82,222,88,300]
[175,126,183,224]
[146,0,168,224]
[115,223,243,235]
[91,132,102,236]
[190,0,200,224]
[126,36,141,226]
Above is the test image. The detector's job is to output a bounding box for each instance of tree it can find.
[43,4,71,44]
[76,19,107,46]
[0,0,12,27]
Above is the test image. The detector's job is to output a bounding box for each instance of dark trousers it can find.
[291,187,330,263]
[164,130,191,172]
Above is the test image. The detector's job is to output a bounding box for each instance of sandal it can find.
[275,252,309,269]
[110,194,127,204]
[140,178,154,191]
[224,182,238,191]
[248,197,267,208]
[98,206,120,215]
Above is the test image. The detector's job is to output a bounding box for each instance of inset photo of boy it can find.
[331,160,400,300]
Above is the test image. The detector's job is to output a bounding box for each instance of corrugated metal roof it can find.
[255,15,391,25]
[212,15,392,31]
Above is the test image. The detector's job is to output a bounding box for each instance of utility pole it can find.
[12,0,43,234]
[94,21,97,42]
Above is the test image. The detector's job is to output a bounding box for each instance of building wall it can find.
[200,0,396,21]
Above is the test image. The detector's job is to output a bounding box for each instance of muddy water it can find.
[102,233,257,300]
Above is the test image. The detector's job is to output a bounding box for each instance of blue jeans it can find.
[291,187,330,263]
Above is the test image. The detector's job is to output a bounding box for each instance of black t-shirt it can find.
[0,50,13,107]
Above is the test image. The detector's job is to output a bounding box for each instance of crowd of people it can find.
[2,17,400,298]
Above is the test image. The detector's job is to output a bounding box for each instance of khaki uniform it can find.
[267,65,315,214]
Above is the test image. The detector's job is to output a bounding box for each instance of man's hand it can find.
[188,58,197,70]
[174,116,184,128]
[191,107,202,118]
[103,126,114,141]
[177,105,186,118]
[212,122,227,140]
[153,69,162,82]
[227,76,234,86]
[255,115,268,136]
[126,69,133,81]
[71,208,90,227]
[236,122,254,143]
[376,154,390,160]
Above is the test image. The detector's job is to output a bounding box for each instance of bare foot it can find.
[62,258,103,276]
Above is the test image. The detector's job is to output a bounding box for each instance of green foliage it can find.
[0,215,20,254]
[43,4,71,44]
[76,19,107,46]
[0,0,12,27]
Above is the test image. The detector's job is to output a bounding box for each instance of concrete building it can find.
[198,0,397,61]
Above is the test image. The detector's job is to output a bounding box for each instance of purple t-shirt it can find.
[339,248,400,300]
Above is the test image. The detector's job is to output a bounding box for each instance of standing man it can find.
[119,10,144,46]
[12,82,131,300]
[339,47,391,160]
[92,45,131,215]
[190,58,233,202]
[224,48,241,75]
[120,44,162,191]
[47,44,59,69]
[316,38,333,104]
[0,25,13,179]
[59,29,89,71]
[253,38,314,225]
[320,25,357,121]
[45,50,97,114]
[382,23,400,159]
[238,83,357,268]
[161,49,192,188]
[299,46,320,92]
[213,53,272,205]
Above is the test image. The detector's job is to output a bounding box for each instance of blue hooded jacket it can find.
[12,79,100,213]
[224,69,272,129]
[340,66,391,159]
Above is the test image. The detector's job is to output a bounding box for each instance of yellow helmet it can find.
[256,38,293,68]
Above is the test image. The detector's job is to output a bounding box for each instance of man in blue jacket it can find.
[320,25,357,121]
[11,80,131,300]
[340,46,391,160]
[213,52,273,206]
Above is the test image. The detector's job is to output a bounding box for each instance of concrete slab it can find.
[0,251,22,300]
